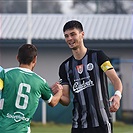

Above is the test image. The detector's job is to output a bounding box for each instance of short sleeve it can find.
[41,82,53,103]
[59,62,69,85]
[97,50,113,72]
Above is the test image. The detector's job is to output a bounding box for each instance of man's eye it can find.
[64,35,68,38]
[71,33,76,36]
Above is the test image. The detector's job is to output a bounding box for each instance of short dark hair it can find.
[18,44,37,65]
[63,20,83,32]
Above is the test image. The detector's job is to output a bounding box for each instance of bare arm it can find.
[59,85,70,106]
[105,69,123,112]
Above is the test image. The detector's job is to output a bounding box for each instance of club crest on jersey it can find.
[76,64,83,74]
[87,63,94,71]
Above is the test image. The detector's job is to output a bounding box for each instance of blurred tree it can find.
[0,0,62,13]
[32,0,61,13]
[72,0,133,14]
[0,0,27,13]
[0,0,132,14]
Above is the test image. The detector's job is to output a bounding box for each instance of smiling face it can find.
[64,28,84,50]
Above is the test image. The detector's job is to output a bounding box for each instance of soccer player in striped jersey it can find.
[52,20,123,133]
[0,44,63,133]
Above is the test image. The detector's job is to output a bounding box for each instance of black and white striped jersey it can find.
[59,49,113,128]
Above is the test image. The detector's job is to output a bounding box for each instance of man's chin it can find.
[71,47,78,50]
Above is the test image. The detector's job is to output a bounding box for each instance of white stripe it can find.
[47,94,53,103]
[107,122,111,133]
[27,127,31,133]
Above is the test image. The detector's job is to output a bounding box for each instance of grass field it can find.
[31,121,133,133]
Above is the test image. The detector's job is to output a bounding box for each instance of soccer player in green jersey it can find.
[0,44,63,133]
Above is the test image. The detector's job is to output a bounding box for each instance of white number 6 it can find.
[15,83,31,109]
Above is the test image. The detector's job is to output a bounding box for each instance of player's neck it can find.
[72,46,87,60]
[19,64,33,71]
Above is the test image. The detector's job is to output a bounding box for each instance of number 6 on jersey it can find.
[15,83,31,109]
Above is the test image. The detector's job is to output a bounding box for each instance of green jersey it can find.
[0,67,53,133]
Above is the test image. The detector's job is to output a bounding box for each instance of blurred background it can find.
[0,0,133,125]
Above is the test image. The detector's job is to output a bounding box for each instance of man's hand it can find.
[51,82,63,94]
[109,95,121,112]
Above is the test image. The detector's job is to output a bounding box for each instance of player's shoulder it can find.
[87,48,105,57]
[0,66,3,72]
[33,72,47,84]
[87,48,103,53]
[60,55,73,66]
[4,67,18,73]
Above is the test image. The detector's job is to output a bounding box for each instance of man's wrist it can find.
[114,90,122,99]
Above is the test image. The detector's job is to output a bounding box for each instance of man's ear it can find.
[81,31,84,37]
[33,56,37,64]
[16,55,19,62]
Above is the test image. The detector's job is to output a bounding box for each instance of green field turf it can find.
[31,121,133,133]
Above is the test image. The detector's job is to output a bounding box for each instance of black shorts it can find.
[71,123,113,133]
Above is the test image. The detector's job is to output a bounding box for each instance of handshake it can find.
[51,82,63,95]
[51,82,70,106]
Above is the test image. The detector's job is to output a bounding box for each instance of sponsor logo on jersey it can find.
[87,63,94,71]
[73,79,94,93]
[6,111,30,122]
[76,64,83,74]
